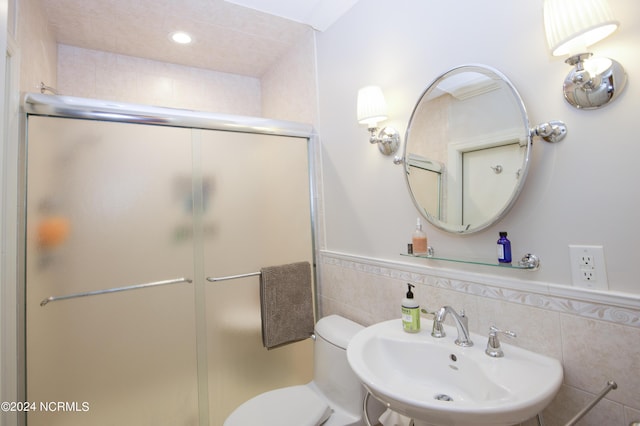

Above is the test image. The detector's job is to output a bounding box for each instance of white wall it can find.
[315,1,640,424]
[316,0,640,296]
[0,0,10,422]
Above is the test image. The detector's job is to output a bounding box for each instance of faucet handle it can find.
[420,308,435,318]
[489,325,517,338]
[485,325,517,358]
[430,306,447,338]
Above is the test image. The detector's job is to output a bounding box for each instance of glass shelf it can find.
[400,252,539,270]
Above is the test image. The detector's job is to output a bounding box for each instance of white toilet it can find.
[224,314,366,426]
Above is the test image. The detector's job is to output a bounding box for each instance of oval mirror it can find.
[403,65,531,234]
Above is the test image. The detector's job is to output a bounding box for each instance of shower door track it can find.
[22,93,315,138]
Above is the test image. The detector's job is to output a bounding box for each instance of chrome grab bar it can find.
[40,277,192,306]
[565,380,617,426]
[206,271,261,282]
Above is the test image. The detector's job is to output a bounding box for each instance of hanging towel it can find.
[260,261,314,349]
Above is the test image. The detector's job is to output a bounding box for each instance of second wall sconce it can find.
[543,0,627,109]
[357,86,401,155]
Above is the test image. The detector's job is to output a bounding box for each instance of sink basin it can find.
[347,319,563,426]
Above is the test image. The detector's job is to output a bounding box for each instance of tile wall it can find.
[17,0,57,92]
[57,45,262,117]
[261,33,318,125]
[318,251,640,426]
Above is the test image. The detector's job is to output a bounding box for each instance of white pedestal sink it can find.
[347,319,563,426]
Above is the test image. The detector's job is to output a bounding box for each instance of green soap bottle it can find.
[401,283,420,333]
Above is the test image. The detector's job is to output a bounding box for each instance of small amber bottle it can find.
[412,218,428,255]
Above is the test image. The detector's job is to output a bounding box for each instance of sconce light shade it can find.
[543,0,627,109]
[356,85,400,156]
[543,0,618,56]
[357,86,388,127]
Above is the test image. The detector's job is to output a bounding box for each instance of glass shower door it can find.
[199,130,314,424]
[25,117,199,425]
[25,116,317,426]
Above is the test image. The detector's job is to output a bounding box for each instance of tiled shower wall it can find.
[318,251,640,426]
[16,0,57,93]
[56,45,262,117]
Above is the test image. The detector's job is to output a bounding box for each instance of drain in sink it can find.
[434,394,454,402]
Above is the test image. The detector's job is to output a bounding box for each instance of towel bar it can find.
[564,380,617,426]
[206,271,261,282]
[40,277,192,306]
[536,380,618,426]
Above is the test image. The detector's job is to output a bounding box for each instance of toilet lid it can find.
[224,385,332,426]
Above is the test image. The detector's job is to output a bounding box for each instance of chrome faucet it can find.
[431,306,473,347]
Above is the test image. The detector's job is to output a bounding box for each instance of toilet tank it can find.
[314,315,365,418]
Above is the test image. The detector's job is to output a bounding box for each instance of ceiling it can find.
[39,0,359,78]
[224,0,360,31]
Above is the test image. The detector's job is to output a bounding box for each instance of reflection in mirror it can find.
[404,65,531,234]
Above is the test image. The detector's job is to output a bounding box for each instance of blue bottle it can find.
[497,232,512,263]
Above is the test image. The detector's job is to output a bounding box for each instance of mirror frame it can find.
[402,64,532,234]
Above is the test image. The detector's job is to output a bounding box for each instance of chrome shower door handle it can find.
[206,271,261,282]
[40,277,193,306]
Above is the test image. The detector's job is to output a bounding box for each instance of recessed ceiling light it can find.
[170,31,192,44]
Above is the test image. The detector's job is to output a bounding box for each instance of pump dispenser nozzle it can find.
[406,283,415,299]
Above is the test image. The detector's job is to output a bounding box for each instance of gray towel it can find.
[260,261,314,349]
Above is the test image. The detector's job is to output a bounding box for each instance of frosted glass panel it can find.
[26,117,198,425]
[25,116,316,425]
[200,131,314,424]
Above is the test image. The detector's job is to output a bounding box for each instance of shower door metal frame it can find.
[18,93,320,426]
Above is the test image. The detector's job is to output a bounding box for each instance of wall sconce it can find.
[357,86,401,155]
[543,0,627,109]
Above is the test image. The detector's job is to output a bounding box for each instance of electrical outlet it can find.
[569,245,608,290]
[579,254,593,268]
[581,269,595,281]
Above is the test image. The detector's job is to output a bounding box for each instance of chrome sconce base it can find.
[563,52,627,109]
[531,120,568,143]
[368,126,400,155]
[519,253,540,270]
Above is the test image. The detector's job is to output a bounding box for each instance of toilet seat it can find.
[224,384,333,426]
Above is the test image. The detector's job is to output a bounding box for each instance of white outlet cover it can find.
[569,245,609,290]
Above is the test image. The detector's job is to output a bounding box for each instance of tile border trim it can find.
[320,250,640,329]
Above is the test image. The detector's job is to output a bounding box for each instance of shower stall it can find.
[21,94,317,425]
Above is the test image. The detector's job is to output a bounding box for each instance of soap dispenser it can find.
[412,218,428,255]
[401,283,420,333]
